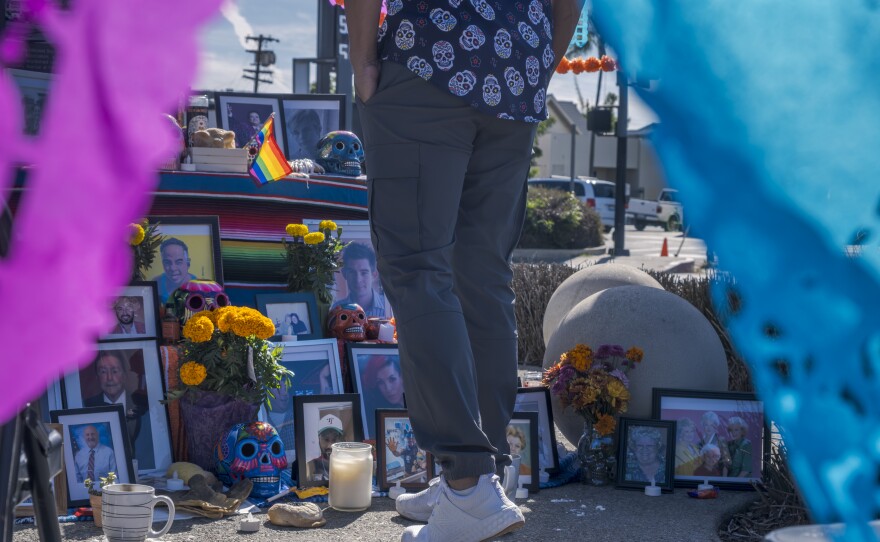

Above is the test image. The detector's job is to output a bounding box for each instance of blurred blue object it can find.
[591,1,880,540]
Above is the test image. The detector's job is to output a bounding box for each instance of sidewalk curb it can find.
[512,245,607,262]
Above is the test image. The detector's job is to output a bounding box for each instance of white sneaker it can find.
[396,476,441,522]
[400,474,525,542]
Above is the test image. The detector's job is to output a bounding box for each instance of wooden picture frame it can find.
[652,388,768,489]
[293,394,363,487]
[103,281,161,339]
[255,292,321,341]
[60,340,173,474]
[508,411,540,493]
[375,409,435,492]
[280,94,345,161]
[514,387,560,474]
[144,216,224,304]
[615,417,676,492]
[346,343,403,440]
[50,405,136,508]
[214,92,285,150]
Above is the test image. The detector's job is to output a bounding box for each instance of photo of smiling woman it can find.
[349,347,404,440]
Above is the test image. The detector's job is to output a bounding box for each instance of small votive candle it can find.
[697,479,714,491]
[644,482,661,497]
[378,324,395,342]
[329,442,373,512]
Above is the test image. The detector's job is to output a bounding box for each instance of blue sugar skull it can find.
[315,131,365,177]
[215,421,287,499]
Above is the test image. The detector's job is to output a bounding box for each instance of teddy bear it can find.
[191,127,236,149]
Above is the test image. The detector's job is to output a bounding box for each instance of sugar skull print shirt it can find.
[377,0,554,123]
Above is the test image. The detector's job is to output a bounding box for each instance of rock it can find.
[543,285,728,446]
[542,264,663,346]
[267,502,327,528]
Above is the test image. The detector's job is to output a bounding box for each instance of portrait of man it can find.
[110,296,146,335]
[72,423,116,484]
[236,110,263,148]
[151,237,197,303]
[216,97,278,153]
[306,414,344,482]
[384,418,429,485]
[331,242,389,318]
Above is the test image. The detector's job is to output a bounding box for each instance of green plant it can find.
[129,220,164,282]
[518,186,603,249]
[84,471,117,496]
[282,220,346,304]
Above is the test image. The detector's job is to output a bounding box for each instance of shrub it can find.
[512,262,578,365]
[518,187,603,249]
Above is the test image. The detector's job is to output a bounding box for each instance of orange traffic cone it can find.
[660,237,669,257]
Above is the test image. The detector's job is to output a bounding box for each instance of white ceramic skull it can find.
[525,56,540,86]
[527,0,544,25]
[459,25,486,51]
[448,70,477,97]
[388,0,403,15]
[407,56,434,80]
[518,22,539,48]
[504,67,524,96]
[542,43,555,68]
[429,8,457,31]
[395,19,416,50]
[533,89,546,114]
[432,41,456,70]
[469,0,495,20]
[494,29,512,59]
[482,75,502,106]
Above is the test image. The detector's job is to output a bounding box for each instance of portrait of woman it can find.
[674,418,701,476]
[726,416,753,478]
[506,424,532,476]
[699,411,731,476]
[350,348,404,439]
[693,443,723,477]
[624,426,667,484]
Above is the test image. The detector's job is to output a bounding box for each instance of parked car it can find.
[626,188,684,231]
[527,176,618,231]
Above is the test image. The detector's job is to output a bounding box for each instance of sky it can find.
[195,0,659,129]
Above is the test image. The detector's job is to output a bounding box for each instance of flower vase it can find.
[576,421,615,486]
[178,390,259,472]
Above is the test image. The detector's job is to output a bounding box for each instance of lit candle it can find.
[329,442,373,512]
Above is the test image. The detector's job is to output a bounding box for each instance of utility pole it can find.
[612,68,629,256]
[587,36,605,177]
[243,34,279,93]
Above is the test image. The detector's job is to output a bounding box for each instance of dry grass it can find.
[512,262,577,365]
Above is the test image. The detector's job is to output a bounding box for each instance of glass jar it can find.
[328,442,373,512]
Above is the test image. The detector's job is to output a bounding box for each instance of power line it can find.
[243,34,279,93]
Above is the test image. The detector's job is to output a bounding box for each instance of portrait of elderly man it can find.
[110,296,146,335]
[73,423,117,484]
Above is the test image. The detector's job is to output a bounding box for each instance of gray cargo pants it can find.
[357,61,537,481]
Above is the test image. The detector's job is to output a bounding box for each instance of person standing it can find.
[347,0,584,539]
[74,425,117,484]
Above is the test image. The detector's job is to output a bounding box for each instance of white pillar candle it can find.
[329,442,373,512]
[378,323,395,342]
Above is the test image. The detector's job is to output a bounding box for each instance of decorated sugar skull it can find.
[459,25,486,51]
[494,29,512,59]
[482,75,502,107]
[469,0,495,20]
[167,280,230,324]
[518,22,540,48]
[387,0,403,16]
[407,56,434,80]
[527,0,544,25]
[504,67,525,96]
[542,16,552,39]
[429,8,457,31]
[448,70,477,97]
[432,41,456,71]
[542,43,555,69]
[533,88,546,114]
[395,19,415,50]
[525,56,540,86]
[327,303,367,341]
[215,421,287,499]
[315,131,365,177]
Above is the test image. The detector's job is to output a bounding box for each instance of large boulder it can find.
[542,264,663,346]
[542,285,728,446]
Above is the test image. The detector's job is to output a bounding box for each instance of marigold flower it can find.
[595,414,616,436]
[319,220,338,231]
[183,315,214,343]
[570,58,585,75]
[584,56,601,72]
[556,56,571,74]
[286,224,309,238]
[129,223,146,246]
[304,232,325,245]
[179,361,207,386]
[215,306,237,333]
[600,55,617,72]
[606,378,630,402]
[625,347,644,363]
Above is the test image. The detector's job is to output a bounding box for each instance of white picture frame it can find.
[103,282,160,340]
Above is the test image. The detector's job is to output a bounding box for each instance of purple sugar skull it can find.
[525,55,540,86]
[518,22,540,48]
[395,19,416,50]
[469,0,495,20]
[482,75,502,106]
[429,8,457,31]
[494,29,512,58]
[215,422,287,499]
[504,67,525,96]
[407,56,435,80]
[168,280,230,325]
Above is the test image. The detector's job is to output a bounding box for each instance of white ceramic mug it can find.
[502,454,522,499]
[101,484,175,542]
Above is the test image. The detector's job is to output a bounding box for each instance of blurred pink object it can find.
[0,0,222,424]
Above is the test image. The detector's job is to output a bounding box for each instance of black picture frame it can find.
[144,215,224,304]
[279,94,345,161]
[346,343,403,440]
[293,394,364,487]
[652,388,769,489]
[514,387,560,474]
[508,411,540,493]
[615,417,676,492]
[102,281,161,340]
[213,91,286,150]
[255,292,322,341]
[375,408,435,492]
[50,405,136,508]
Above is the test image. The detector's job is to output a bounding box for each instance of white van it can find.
[527,176,617,231]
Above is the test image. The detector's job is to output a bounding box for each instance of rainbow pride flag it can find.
[249,114,292,185]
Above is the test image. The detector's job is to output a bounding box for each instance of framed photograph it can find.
[293,394,363,487]
[615,417,676,492]
[61,340,173,474]
[144,216,224,304]
[376,409,435,492]
[14,423,68,515]
[103,282,160,339]
[262,338,344,462]
[255,292,321,341]
[652,388,768,489]
[514,387,560,474]
[49,406,136,508]
[507,411,540,493]
[215,92,285,150]
[9,69,51,135]
[346,343,403,440]
[304,220,393,319]
[280,95,345,161]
